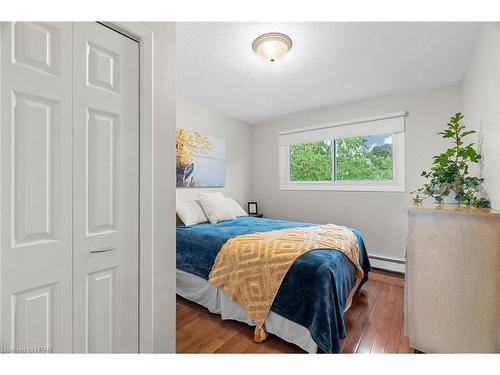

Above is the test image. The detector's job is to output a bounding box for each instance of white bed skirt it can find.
[176,269,318,353]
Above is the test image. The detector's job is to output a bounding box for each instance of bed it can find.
[176,216,371,353]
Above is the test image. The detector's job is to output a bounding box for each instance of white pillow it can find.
[198,193,236,224]
[225,198,248,217]
[198,192,224,198]
[176,199,208,226]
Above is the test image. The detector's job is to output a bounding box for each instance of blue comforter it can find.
[176,216,371,353]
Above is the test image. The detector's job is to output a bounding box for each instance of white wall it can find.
[176,99,254,207]
[137,22,176,353]
[253,86,461,271]
[462,23,500,210]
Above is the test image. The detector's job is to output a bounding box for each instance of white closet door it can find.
[72,23,139,353]
[0,22,73,352]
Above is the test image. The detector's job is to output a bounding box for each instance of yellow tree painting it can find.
[176,129,225,187]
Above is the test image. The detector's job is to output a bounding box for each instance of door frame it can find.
[0,22,172,353]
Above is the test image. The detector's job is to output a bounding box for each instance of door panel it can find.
[86,108,119,234]
[12,283,56,349]
[1,22,73,352]
[72,23,139,353]
[12,92,61,245]
[86,268,115,353]
[86,42,120,93]
[12,22,62,77]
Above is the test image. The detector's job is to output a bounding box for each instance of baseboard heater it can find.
[368,254,406,273]
[368,254,406,265]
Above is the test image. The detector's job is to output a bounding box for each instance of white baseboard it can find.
[368,255,405,274]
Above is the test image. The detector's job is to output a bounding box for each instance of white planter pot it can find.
[441,190,459,204]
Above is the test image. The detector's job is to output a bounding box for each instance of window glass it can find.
[289,140,332,182]
[335,134,393,181]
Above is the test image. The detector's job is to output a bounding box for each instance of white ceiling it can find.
[177,22,480,124]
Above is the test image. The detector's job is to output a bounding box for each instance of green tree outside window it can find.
[289,134,393,182]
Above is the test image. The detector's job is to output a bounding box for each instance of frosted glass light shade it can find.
[252,32,292,62]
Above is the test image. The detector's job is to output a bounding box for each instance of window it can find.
[280,113,406,191]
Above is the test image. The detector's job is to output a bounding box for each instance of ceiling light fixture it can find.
[252,32,292,62]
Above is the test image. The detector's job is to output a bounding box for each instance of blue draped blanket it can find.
[176,216,371,353]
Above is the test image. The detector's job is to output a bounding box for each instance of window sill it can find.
[280,183,406,192]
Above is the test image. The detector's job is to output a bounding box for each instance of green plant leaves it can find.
[411,113,490,208]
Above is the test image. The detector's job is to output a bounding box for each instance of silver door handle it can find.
[90,247,116,254]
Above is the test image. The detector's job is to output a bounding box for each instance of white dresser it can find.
[405,204,500,353]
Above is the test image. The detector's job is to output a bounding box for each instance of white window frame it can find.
[279,113,406,192]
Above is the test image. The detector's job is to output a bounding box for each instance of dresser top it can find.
[407,203,500,216]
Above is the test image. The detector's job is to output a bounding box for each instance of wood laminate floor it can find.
[176,269,413,353]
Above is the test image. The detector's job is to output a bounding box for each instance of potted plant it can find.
[412,113,490,207]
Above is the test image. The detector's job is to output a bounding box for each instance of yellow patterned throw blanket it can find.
[208,224,363,342]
